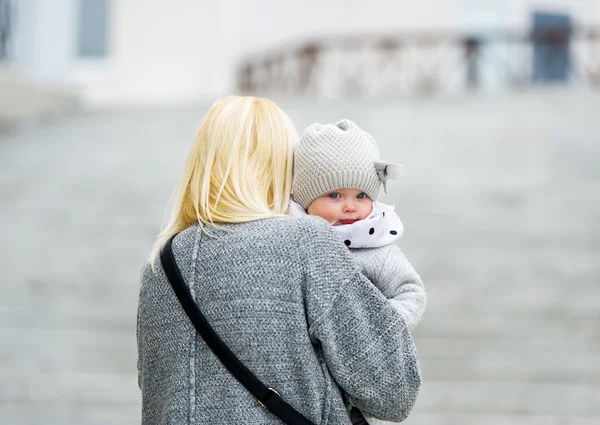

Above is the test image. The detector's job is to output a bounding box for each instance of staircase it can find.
[0,67,80,130]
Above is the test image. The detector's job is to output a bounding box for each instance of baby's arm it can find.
[347,245,425,425]
[374,244,426,331]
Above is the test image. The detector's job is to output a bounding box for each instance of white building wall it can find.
[3,0,599,107]
[9,0,77,82]
[236,0,598,56]
[83,0,238,106]
[234,0,599,96]
[3,0,240,106]
[236,0,461,56]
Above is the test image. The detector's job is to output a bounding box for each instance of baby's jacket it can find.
[289,199,426,331]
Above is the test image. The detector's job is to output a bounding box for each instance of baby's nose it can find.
[343,202,357,212]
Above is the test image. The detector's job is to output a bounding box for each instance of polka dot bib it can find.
[288,198,404,248]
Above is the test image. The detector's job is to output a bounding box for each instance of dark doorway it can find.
[0,0,12,60]
[532,11,572,83]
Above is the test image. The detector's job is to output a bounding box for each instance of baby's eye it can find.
[357,193,367,199]
[328,193,340,199]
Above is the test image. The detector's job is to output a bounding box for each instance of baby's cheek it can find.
[361,204,374,219]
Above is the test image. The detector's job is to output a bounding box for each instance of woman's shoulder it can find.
[276,215,333,233]
[271,215,341,245]
[223,215,334,240]
[240,216,346,261]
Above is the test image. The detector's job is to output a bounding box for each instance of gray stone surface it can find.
[0,69,80,130]
[1,88,599,424]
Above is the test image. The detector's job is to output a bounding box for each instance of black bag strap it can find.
[160,235,315,425]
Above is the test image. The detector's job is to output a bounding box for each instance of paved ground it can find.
[1,88,599,424]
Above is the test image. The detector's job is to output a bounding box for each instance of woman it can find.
[137,96,421,424]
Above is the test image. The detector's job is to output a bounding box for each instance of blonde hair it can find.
[149,96,297,266]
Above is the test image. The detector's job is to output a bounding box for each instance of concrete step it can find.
[0,68,80,130]
[1,90,599,424]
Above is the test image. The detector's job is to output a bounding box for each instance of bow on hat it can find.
[375,161,404,193]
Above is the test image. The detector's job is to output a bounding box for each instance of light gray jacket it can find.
[352,245,425,331]
[289,199,426,331]
[137,216,421,424]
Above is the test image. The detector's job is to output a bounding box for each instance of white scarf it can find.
[288,198,403,248]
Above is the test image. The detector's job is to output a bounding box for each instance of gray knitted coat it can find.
[137,216,421,424]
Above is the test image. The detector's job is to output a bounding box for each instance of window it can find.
[76,0,109,58]
[532,11,572,83]
[0,0,12,60]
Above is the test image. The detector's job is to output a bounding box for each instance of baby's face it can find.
[307,188,373,226]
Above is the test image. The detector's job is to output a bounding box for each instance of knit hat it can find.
[292,119,382,209]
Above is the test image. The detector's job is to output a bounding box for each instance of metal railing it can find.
[237,27,600,97]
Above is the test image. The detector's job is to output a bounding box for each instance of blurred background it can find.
[1,0,599,424]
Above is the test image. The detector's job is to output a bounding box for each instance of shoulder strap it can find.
[160,235,315,425]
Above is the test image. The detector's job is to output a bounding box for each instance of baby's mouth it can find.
[338,218,358,225]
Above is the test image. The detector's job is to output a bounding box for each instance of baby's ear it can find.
[374,162,404,193]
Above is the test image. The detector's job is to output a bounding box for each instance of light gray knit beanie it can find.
[292,119,381,209]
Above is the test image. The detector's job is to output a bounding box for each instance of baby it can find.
[289,119,426,425]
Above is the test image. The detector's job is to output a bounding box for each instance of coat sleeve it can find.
[373,244,426,331]
[301,219,421,422]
